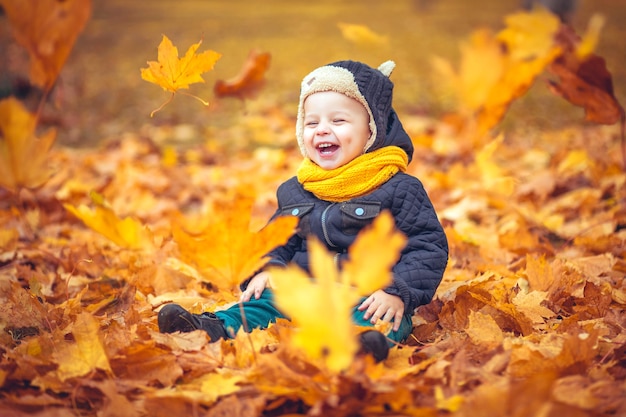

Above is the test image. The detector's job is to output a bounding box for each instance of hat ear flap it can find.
[377,60,395,77]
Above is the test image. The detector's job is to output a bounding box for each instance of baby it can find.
[159,60,449,362]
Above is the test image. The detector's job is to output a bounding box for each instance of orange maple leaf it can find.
[0,0,91,91]
[214,49,271,101]
[173,191,298,299]
[432,8,562,142]
[141,35,222,116]
[0,97,56,192]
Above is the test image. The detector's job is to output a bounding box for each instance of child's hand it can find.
[358,290,405,331]
[239,271,271,302]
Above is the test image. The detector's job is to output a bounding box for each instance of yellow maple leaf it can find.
[53,312,112,381]
[173,191,298,298]
[342,210,406,294]
[337,23,389,46]
[141,35,221,116]
[63,192,153,250]
[0,97,56,192]
[270,211,405,372]
[497,7,561,61]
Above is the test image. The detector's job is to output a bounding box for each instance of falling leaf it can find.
[0,97,56,192]
[214,49,271,101]
[548,51,625,125]
[63,192,154,250]
[141,35,221,116]
[433,8,562,140]
[270,238,359,372]
[576,14,606,59]
[173,190,298,297]
[0,0,92,90]
[337,23,389,46]
[546,16,624,125]
[496,7,561,61]
[271,211,405,371]
[342,210,406,294]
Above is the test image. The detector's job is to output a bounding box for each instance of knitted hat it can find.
[296,60,397,157]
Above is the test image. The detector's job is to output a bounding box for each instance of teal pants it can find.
[214,289,413,346]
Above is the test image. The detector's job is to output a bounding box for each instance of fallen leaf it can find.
[198,370,246,403]
[465,310,504,349]
[53,312,112,381]
[435,385,464,412]
[63,192,154,250]
[512,290,556,324]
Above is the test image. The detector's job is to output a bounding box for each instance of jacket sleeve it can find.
[384,177,449,313]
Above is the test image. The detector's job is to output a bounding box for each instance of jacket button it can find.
[355,207,365,216]
[291,208,300,216]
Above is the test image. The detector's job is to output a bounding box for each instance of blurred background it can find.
[1,0,624,147]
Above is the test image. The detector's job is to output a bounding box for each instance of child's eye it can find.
[333,119,345,123]
[305,121,318,127]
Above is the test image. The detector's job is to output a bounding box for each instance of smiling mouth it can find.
[317,143,339,155]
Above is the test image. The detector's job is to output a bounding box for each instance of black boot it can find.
[158,304,228,342]
[358,330,390,363]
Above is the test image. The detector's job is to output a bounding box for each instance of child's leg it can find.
[214,289,287,337]
[351,304,413,347]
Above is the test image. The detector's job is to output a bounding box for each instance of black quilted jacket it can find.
[246,110,449,314]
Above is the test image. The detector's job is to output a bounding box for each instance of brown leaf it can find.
[548,26,625,125]
[110,342,183,387]
[214,49,271,101]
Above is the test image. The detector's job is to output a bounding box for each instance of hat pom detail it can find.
[377,60,395,77]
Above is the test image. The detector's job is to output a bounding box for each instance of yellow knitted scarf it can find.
[296,146,408,202]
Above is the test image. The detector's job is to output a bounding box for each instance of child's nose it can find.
[315,120,330,134]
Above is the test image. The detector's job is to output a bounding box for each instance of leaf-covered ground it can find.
[1,106,625,417]
[1,1,626,416]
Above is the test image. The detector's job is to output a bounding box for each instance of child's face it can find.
[302,91,371,170]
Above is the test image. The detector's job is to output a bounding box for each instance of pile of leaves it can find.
[0,2,625,416]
